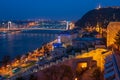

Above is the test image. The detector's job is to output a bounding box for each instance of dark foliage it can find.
[75,7,120,28]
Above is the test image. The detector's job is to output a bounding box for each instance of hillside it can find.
[75,7,120,28]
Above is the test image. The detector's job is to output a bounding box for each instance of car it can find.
[12,67,21,74]
[38,56,45,61]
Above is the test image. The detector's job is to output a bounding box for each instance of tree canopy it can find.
[43,65,73,80]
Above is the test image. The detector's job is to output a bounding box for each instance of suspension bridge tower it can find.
[8,21,12,30]
[66,21,69,30]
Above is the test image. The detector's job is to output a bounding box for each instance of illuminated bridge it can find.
[0,28,67,32]
[0,21,70,32]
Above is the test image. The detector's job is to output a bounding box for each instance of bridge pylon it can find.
[66,21,69,30]
[8,21,12,30]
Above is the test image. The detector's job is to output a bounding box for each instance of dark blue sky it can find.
[0,0,120,21]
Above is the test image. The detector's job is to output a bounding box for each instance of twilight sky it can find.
[0,0,120,21]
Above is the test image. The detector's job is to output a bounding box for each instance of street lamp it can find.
[75,77,78,80]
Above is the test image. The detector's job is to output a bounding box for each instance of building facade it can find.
[107,22,120,47]
[59,30,78,46]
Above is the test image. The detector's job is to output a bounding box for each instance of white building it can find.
[59,30,78,46]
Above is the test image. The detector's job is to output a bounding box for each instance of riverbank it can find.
[0,38,58,78]
[0,30,60,61]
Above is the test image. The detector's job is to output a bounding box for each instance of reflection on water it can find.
[0,30,61,60]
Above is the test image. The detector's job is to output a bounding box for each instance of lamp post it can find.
[75,77,78,80]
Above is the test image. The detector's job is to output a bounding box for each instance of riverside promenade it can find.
[0,38,58,79]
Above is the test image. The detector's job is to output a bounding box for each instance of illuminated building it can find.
[28,22,36,26]
[96,22,100,32]
[52,36,66,57]
[107,22,120,47]
[59,30,78,46]
[72,37,105,50]
[96,4,101,10]
[52,36,62,49]
[104,53,120,80]
[69,22,75,30]
[53,43,63,49]
[57,36,61,43]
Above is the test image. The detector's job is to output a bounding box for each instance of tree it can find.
[16,55,21,60]
[38,47,42,51]
[59,65,73,80]
[16,76,25,80]
[75,67,84,78]
[115,30,120,50]
[43,45,50,57]
[43,65,74,80]
[25,53,29,57]
[29,74,37,80]
[92,67,101,80]
[66,45,73,53]
[43,65,59,80]
[2,55,10,66]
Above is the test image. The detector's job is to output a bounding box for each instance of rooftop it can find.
[107,22,120,28]
[72,37,103,41]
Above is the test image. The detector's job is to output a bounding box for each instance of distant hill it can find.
[75,7,120,28]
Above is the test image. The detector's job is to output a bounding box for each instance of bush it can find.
[92,67,101,80]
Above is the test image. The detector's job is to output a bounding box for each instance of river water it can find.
[0,30,61,60]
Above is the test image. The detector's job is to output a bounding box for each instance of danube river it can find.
[0,30,62,61]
